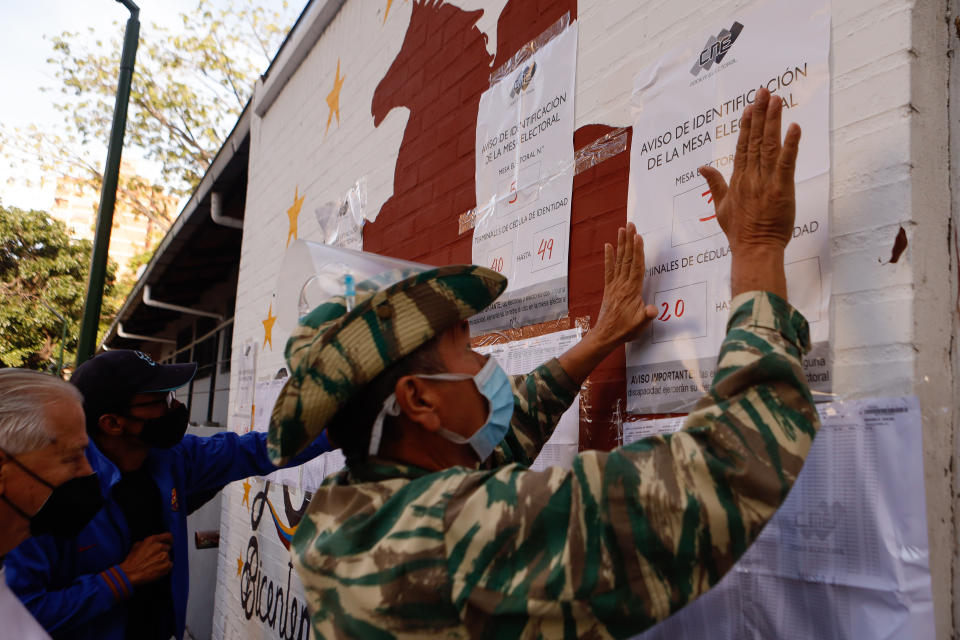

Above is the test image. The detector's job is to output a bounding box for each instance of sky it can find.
[0,0,297,212]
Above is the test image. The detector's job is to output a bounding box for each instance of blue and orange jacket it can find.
[2,429,331,640]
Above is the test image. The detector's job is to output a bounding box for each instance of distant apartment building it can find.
[49,166,175,276]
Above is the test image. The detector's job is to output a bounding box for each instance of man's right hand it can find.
[698,87,801,299]
[118,532,173,586]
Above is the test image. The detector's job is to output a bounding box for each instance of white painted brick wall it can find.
[214,1,957,637]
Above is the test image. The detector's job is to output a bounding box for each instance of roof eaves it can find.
[100,102,253,349]
[255,0,347,118]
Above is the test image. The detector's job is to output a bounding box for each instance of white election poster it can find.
[475,327,581,469]
[625,0,831,413]
[471,23,577,333]
[627,397,934,640]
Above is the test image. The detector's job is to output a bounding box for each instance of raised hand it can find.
[594,222,658,345]
[698,87,801,297]
[556,222,657,386]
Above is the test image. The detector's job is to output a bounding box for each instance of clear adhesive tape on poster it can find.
[458,127,629,234]
[489,13,570,85]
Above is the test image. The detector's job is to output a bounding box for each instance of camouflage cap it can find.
[267,265,507,464]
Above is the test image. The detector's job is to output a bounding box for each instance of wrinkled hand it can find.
[119,532,173,586]
[698,87,801,254]
[593,223,657,345]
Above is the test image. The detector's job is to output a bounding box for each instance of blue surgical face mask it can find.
[368,356,514,463]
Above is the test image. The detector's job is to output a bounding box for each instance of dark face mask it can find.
[0,451,103,538]
[127,403,190,449]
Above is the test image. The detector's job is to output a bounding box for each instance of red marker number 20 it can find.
[658,299,685,321]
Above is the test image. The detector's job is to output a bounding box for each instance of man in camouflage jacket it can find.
[269,87,818,638]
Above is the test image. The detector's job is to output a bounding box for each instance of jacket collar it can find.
[85,439,122,495]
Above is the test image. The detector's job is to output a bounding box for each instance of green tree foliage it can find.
[0,203,119,371]
[1,0,295,227]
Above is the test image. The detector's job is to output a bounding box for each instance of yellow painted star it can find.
[384,0,408,23]
[286,186,305,248]
[236,557,243,576]
[241,478,251,507]
[262,302,277,350]
[325,58,345,136]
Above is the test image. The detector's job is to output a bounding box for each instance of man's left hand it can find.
[593,223,657,347]
[555,223,657,386]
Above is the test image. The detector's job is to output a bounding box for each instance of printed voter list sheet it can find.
[471,22,577,332]
[625,0,832,412]
[252,377,286,433]
[627,396,934,640]
[476,328,582,470]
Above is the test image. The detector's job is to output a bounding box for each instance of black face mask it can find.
[0,451,103,538]
[128,403,190,449]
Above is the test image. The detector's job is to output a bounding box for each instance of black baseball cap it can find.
[71,350,197,432]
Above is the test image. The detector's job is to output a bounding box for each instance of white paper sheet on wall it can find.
[621,416,686,443]
[627,396,934,640]
[251,377,286,433]
[475,327,581,470]
[235,341,257,418]
[300,449,347,493]
[471,23,578,332]
[625,0,833,412]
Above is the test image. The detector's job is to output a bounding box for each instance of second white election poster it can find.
[471,22,577,333]
[626,0,831,412]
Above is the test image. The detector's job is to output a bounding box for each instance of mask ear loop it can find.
[366,368,481,456]
[0,444,54,489]
[368,394,401,456]
[0,443,54,523]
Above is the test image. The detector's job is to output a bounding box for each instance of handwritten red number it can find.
[699,189,717,221]
[659,299,685,321]
[659,302,671,321]
[537,238,554,261]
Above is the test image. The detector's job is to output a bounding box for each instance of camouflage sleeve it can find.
[487,357,579,467]
[444,291,820,638]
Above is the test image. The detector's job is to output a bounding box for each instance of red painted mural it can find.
[366,0,634,450]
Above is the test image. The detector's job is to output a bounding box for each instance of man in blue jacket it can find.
[3,350,333,640]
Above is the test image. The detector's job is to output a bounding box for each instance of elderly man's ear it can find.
[393,376,443,433]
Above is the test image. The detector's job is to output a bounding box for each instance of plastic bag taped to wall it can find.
[314,177,369,250]
[273,240,429,334]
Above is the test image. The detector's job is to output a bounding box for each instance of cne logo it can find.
[690,21,744,76]
[509,61,537,99]
[134,350,156,366]
[170,488,179,512]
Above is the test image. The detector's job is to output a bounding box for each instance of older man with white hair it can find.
[0,369,103,639]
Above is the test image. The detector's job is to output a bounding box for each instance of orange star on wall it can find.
[262,302,277,350]
[383,0,409,23]
[241,478,251,507]
[325,58,346,136]
[286,186,305,248]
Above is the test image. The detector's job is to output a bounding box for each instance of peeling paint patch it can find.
[888,226,908,263]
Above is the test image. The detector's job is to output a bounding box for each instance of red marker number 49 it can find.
[537,238,554,261]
